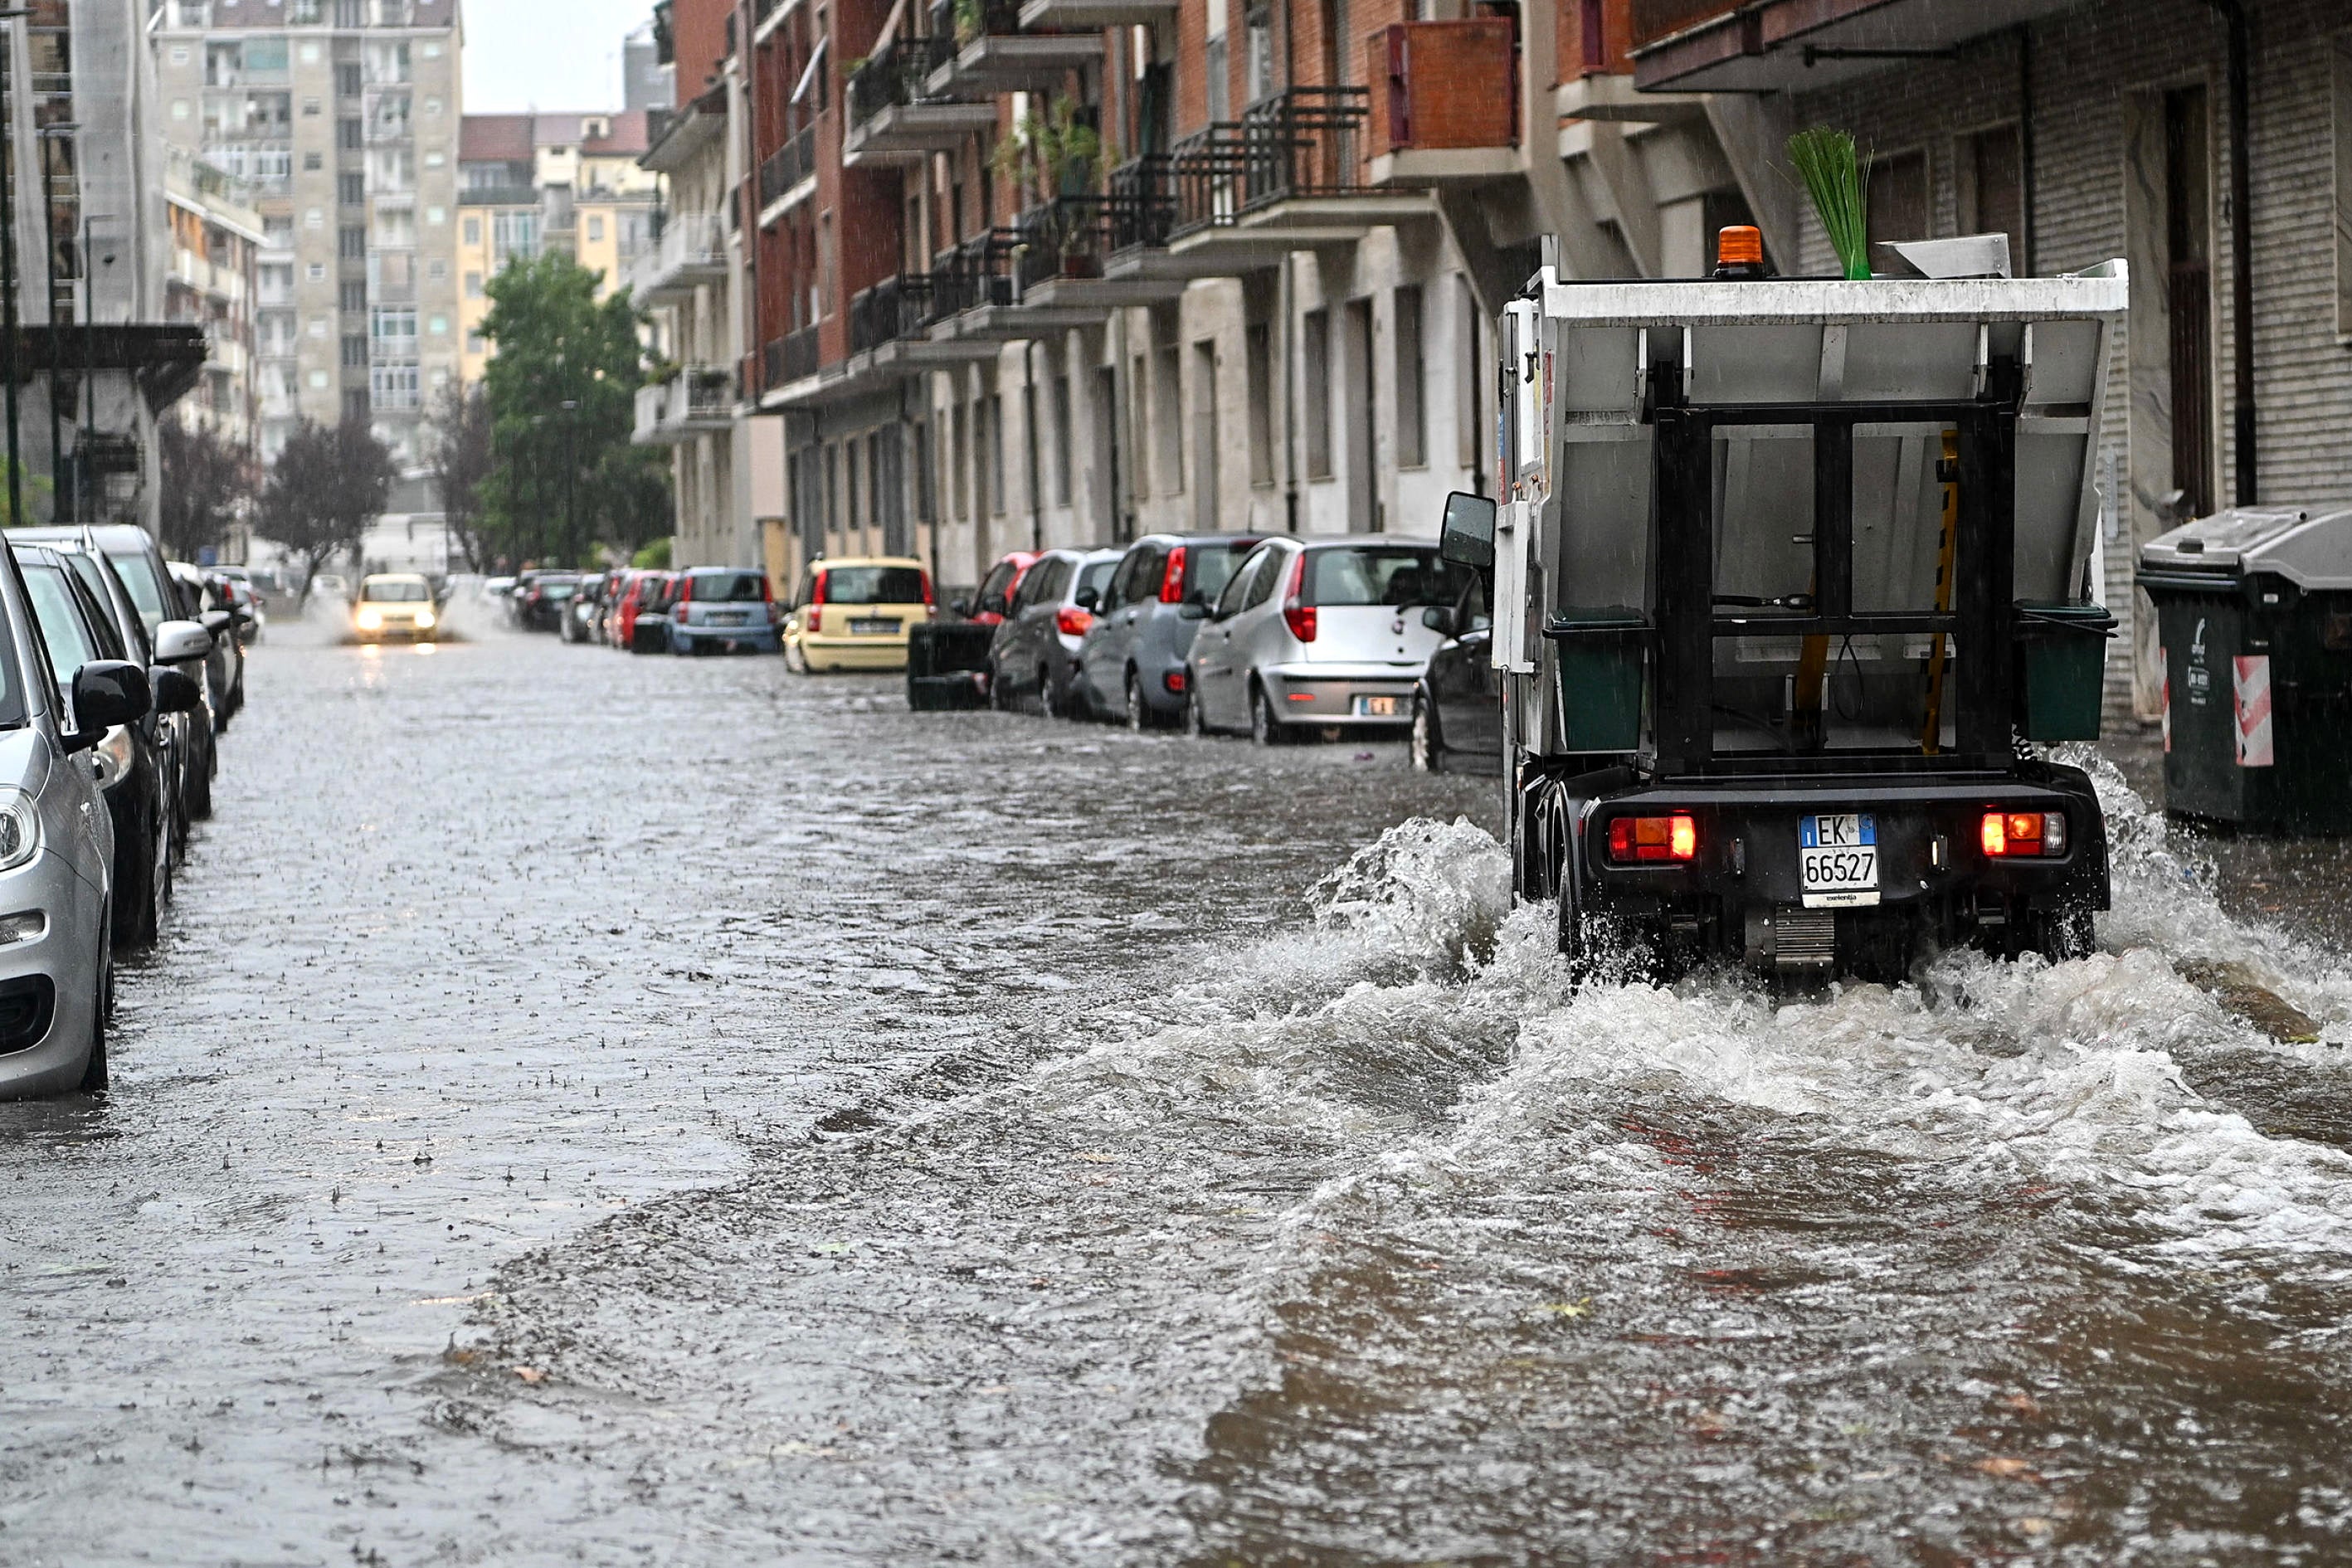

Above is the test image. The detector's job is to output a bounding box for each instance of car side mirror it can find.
[199,609,234,639]
[149,665,202,714]
[1178,595,1210,621]
[1421,605,1458,636]
[66,660,151,750]
[153,619,213,664]
[950,597,972,619]
[1074,587,1099,611]
[1438,491,1497,572]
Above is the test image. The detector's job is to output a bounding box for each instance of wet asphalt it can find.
[5,607,2352,1566]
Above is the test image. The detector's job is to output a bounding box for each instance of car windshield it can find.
[21,564,95,694]
[822,566,925,605]
[691,572,765,602]
[542,582,578,601]
[364,579,431,602]
[61,554,139,655]
[105,551,171,633]
[1306,547,1468,609]
[1184,543,1255,604]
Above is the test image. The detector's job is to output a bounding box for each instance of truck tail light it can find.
[1982,811,2066,857]
[1607,814,1697,864]
[1057,606,1093,637]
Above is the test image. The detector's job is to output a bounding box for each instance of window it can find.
[302,97,322,116]
[372,306,416,343]
[427,261,447,280]
[465,270,483,299]
[1245,322,1273,485]
[170,46,189,66]
[370,363,421,409]
[342,333,368,367]
[1866,149,1930,253]
[338,119,364,153]
[1155,343,1181,494]
[307,262,326,280]
[172,99,191,120]
[462,216,480,245]
[425,206,446,226]
[338,171,365,206]
[587,215,606,243]
[338,225,366,258]
[336,63,362,97]
[1394,285,1425,469]
[305,151,324,171]
[1960,124,2024,268]
[308,369,330,388]
[339,280,367,312]
[309,315,329,338]
[304,206,325,228]
[343,389,371,424]
[427,314,447,335]
[1303,307,1332,479]
[1051,361,1072,507]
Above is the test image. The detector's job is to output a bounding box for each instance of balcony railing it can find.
[847,36,958,127]
[759,124,816,208]
[767,324,820,390]
[930,0,1025,45]
[1169,88,1369,238]
[849,274,938,353]
[628,211,728,297]
[1108,156,1175,252]
[634,365,737,441]
[1370,21,1517,158]
[930,231,1019,318]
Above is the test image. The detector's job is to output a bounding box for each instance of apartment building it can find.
[164,147,266,455]
[456,110,660,385]
[152,0,465,483]
[0,0,211,531]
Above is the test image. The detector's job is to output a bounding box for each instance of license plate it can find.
[1352,694,1401,718]
[1799,814,1879,908]
[711,612,748,626]
[850,618,898,635]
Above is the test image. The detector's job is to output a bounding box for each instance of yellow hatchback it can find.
[783,557,933,672]
[353,573,440,643]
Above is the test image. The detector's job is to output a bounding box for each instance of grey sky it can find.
[462,0,660,114]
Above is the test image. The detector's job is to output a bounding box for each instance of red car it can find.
[961,551,1039,626]
[612,570,677,654]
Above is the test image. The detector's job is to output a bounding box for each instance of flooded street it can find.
[7,618,2352,1566]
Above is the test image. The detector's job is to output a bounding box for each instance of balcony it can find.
[758,125,817,217]
[927,0,1102,95]
[1016,0,1173,28]
[1627,0,2085,95]
[1364,22,1522,187]
[633,365,737,445]
[768,325,820,392]
[630,212,729,302]
[843,38,992,167]
[849,272,938,353]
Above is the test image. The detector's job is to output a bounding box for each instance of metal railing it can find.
[849,273,939,353]
[930,231,1020,318]
[630,212,727,295]
[847,36,958,127]
[1167,88,1368,237]
[1108,156,1175,251]
[759,124,816,207]
[769,324,820,387]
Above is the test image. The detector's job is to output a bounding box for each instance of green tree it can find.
[479,253,671,567]
[427,381,495,572]
[158,419,254,560]
[256,419,397,602]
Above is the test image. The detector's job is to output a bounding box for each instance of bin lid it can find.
[2139,504,2352,589]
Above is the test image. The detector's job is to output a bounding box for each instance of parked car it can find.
[514,572,581,633]
[16,526,220,824]
[669,567,781,655]
[13,545,198,950]
[349,573,440,644]
[1410,573,1502,774]
[1188,537,1468,744]
[170,562,246,726]
[957,551,1040,628]
[613,571,677,653]
[1071,533,1260,728]
[0,548,155,1097]
[215,568,267,643]
[311,572,349,602]
[562,572,616,644]
[783,558,933,672]
[47,541,192,876]
[986,547,1121,716]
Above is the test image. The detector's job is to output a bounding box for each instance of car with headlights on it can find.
[0,549,155,1097]
[1187,536,1470,744]
[352,573,441,644]
[13,545,200,950]
[986,548,1121,716]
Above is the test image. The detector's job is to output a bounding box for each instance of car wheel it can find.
[187,747,212,821]
[1250,683,1286,747]
[114,811,154,951]
[1410,695,1444,774]
[987,661,1013,711]
[1124,670,1152,733]
[76,915,111,1093]
[1186,682,1210,738]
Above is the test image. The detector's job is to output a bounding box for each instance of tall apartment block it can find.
[152,0,464,497]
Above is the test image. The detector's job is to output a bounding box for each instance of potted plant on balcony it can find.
[993,98,1107,279]
[952,0,984,47]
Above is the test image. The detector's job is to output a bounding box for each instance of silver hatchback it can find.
[1186,536,1474,743]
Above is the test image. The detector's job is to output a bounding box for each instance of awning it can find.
[790,37,829,105]
[1632,0,2089,95]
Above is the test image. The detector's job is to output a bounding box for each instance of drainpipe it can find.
[2203,0,2257,505]
[2014,24,2035,276]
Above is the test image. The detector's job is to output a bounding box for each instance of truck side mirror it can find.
[1438,492,1497,572]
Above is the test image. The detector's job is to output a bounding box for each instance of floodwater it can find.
[4,605,2351,1566]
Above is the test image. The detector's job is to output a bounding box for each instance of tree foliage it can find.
[256,419,397,601]
[428,381,495,572]
[479,253,671,567]
[157,419,254,560]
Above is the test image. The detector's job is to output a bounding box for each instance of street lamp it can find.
[560,398,579,564]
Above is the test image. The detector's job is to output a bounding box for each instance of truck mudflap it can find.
[1538,762,2110,982]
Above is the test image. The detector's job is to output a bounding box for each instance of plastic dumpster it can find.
[2138,505,2352,833]
[907,621,995,711]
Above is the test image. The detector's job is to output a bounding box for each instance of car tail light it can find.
[1057,606,1093,637]
[1606,814,1698,864]
[1158,544,1188,604]
[1163,668,1187,694]
[1281,550,1314,641]
[807,606,822,634]
[920,574,935,608]
[1981,810,2066,857]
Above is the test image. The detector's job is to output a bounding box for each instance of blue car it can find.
[1071,533,1261,728]
[667,567,782,655]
